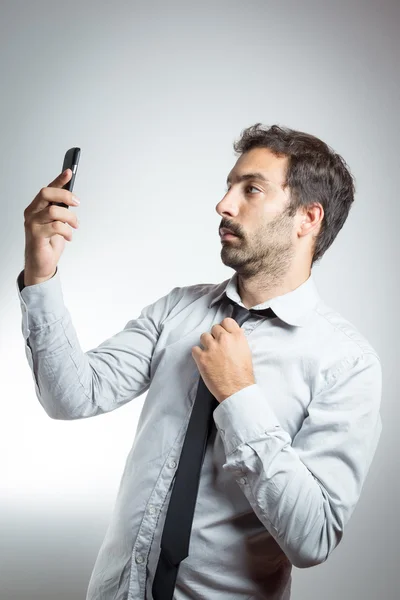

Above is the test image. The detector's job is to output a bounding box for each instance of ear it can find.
[298,203,324,237]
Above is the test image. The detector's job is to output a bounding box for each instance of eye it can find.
[224,185,261,193]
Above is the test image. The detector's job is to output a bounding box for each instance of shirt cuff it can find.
[16,267,65,336]
[213,383,283,456]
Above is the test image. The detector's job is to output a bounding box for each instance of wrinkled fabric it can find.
[16,267,382,599]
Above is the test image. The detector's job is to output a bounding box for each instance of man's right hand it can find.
[23,169,80,286]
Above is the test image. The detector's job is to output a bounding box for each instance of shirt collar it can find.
[209,271,320,327]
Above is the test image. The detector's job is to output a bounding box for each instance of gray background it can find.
[1,0,398,598]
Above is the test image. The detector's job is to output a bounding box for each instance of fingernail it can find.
[72,195,80,204]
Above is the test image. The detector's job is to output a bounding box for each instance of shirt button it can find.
[135,553,144,564]
[168,460,177,469]
[148,505,156,515]
[238,477,247,485]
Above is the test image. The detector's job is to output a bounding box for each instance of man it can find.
[17,123,382,599]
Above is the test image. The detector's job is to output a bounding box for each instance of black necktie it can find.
[152,300,276,600]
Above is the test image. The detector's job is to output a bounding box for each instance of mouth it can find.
[220,227,239,240]
[220,233,238,241]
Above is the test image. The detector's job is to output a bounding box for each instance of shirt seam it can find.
[314,306,380,357]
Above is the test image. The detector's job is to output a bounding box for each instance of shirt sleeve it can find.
[16,267,181,420]
[212,351,382,569]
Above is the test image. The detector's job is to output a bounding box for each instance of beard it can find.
[220,210,296,282]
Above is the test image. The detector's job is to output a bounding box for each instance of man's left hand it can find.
[191,317,255,403]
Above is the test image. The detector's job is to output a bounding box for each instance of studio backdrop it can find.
[0,1,398,599]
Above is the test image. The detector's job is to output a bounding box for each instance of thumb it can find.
[48,168,72,188]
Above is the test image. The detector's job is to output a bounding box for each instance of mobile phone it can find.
[52,147,81,208]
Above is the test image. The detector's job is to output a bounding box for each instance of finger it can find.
[29,186,79,214]
[200,332,214,348]
[210,323,227,339]
[31,219,75,243]
[48,168,72,188]
[191,346,202,359]
[41,204,79,229]
[220,317,240,332]
[41,186,78,206]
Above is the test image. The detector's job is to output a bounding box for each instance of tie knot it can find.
[249,307,276,318]
[227,299,276,325]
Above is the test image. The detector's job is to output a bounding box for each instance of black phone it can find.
[52,147,81,208]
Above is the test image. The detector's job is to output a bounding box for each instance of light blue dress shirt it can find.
[16,267,382,600]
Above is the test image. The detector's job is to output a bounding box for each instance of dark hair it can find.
[233,123,356,265]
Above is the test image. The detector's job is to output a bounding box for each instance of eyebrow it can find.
[226,171,271,186]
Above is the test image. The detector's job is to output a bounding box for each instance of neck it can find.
[237,263,312,309]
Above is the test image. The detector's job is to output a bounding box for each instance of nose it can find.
[215,190,240,219]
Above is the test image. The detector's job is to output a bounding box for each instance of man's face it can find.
[216,147,298,279]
